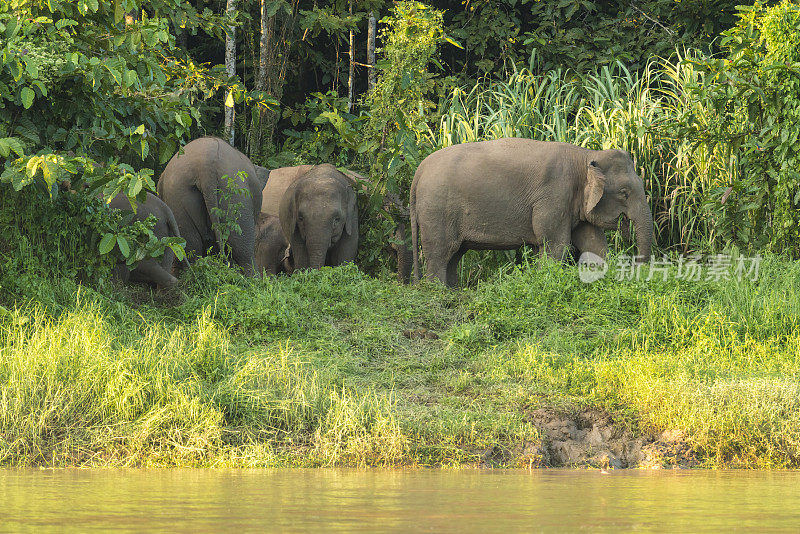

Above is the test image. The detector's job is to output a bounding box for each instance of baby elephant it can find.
[254,212,292,275]
[276,164,358,270]
[109,192,185,289]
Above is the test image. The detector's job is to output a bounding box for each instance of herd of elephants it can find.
[112,136,653,289]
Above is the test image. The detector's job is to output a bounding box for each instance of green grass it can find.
[1,255,800,468]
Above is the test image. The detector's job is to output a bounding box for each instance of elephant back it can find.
[260,164,314,217]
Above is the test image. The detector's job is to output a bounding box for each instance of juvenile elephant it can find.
[109,192,186,288]
[274,164,358,270]
[157,137,267,275]
[254,212,292,275]
[258,165,410,279]
[410,138,653,287]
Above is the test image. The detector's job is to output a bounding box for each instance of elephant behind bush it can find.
[108,192,185,289]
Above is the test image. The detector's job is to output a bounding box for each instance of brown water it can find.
[1,469,799,532]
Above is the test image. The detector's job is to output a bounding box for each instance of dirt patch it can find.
[639,429,702,469]
[402,327,440,340]
[525,408,699,468]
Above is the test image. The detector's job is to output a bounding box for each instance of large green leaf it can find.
[20,87,34,109]
[116,236,130,258]
[99,233,117,255]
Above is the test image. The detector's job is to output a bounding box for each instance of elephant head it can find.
[582,149,653,261]
[279,164,358,270]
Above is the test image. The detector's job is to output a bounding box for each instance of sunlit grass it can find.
[1,257,799,468]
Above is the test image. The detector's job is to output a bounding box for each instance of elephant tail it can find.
[165,202,191,270]
[198,171,225,255]
[410,180,420,283]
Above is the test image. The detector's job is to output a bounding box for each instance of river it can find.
[2,469,799,531]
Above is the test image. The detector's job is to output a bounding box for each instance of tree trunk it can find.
[249,0,271,157]
[367,12,376,92]
[224,0,236,147]
[248,0,300,159]
[347,0,355,112]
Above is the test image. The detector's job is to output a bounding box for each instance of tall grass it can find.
[465,255,800,467]
[2,259,800,468]
[0,303,406,467]
[433,53,736,255]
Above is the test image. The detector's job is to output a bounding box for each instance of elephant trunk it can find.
[305,233,331,270]
[631,205,653,262]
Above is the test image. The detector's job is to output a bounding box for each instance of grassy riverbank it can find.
[1,255,799,468]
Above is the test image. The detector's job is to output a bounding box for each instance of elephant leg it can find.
[533,213,570,262]
[182,230,204,262]
[572,222,608,259]
[544,238,569,262]
[421,236,458,287]
[131,259,179,289]
[159,247,177,277]
[446,247,466,288]
[225,217,256,276]
[417,211,462,286]
[173,187,209,260]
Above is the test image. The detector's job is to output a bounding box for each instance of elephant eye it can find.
[620,188,630,199]
[298,214,304,222]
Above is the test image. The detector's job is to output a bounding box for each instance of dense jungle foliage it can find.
[2,0,800,296]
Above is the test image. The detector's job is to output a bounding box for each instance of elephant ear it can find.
[344,186,357,236]
[584,161,606,217]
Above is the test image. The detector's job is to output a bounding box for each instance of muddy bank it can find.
[521,408,700,469]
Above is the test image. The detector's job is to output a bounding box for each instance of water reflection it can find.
[1,469,799,532]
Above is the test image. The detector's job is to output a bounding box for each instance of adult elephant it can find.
[410,138,653,287]
[157,137,267,275]
[109,192,186,288]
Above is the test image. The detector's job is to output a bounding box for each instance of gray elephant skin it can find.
[410,138,653,287]
[157,137,266,275]
[109,191,185,288]
[258,165,411,279]
[270,164,358,270]
[254,212,293,275]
